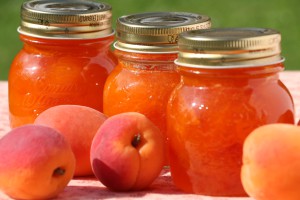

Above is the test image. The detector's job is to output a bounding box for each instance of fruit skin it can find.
[241,123,300,200]
[90,112,165,191]
[0,125,75,200]
[34,105,107,176]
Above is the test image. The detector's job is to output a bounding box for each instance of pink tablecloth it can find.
[1,71,300,200]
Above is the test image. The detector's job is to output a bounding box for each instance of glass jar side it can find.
[104,49,180,133]
[9,34,117,127]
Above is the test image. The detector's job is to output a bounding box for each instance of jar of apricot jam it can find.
[167,28,295,196]
[103,12,211,163]
[9,0,117,128]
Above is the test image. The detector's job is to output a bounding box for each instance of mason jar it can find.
[167,28,295,196]
[103,12,211,164]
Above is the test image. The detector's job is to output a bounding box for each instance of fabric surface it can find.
[1,71,299,199]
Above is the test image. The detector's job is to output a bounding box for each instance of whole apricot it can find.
[90,112,165,191]
[241,123,300,200]
[34,105,107,176]
[0,125,75,200]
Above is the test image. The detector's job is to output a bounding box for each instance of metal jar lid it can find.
[175,27,283,68]
[19,0,113,39]
[114,12,211,53]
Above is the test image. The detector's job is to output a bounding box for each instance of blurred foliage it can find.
[1,0,299,80]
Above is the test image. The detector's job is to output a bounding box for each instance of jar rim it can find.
[113,41,179,54]
[18,27,115,40]
[175,57,285,69]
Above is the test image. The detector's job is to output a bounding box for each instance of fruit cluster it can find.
[0,105,165,199]
[1,104,300,200]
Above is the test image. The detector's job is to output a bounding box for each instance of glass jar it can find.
[103,12,211,164]
[9,0,117,128]
[167,28,295,196]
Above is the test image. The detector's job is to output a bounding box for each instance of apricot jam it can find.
[167,28,295,196]
[9,0,117,128]
[105,50,179,135]
[103,12,211,164]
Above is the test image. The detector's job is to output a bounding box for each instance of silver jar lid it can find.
[19,0,113,39]
[114,12,211,53]
[175,27,282,68]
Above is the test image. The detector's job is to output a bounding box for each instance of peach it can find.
[0,125,75,200]
[90,112,165,191]
[241,123,300,200]
[34,105,107,176]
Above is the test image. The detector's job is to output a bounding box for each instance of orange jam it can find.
[9,0,117,128]
[104,50,180,135]
[167,28,295,196]
[103,12,211,164]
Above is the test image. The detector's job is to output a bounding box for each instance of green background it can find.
[1,0,299,80]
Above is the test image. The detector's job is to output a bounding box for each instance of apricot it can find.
[241,123,300,200]
[90,112,165,191]
[34,105,107,176]
[0,125,75,200]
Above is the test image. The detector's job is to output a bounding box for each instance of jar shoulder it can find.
[10,48,117,71]
[168,78,294,124]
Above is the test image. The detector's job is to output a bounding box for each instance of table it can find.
[1,71,300,200]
